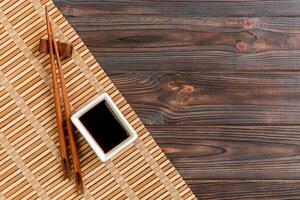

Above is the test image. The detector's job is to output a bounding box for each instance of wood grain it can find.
[55,14,300,71]
[53,0,300,199]
[149,125,300,179]
[108,71,300,126]
[150,125,300,198]
[188,180,300,199]
[55,0,300,17]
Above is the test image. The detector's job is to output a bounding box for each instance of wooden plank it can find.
[66,17,300,52]
[188,180,300,199]
[55,0,300,17]
[83,50,300,72]
[108,71,300,125]
[149,125,300,180]
[53,15,300,71]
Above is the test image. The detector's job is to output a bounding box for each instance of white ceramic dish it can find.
[71,93,138,162]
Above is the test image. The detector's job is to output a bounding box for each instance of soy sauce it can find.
[79,100,129,153]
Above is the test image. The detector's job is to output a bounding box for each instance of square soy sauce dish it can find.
[71,93,138,162]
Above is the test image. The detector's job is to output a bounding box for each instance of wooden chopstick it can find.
[45,6,84,194]
[50,23,84,194]
[45,6,70,180]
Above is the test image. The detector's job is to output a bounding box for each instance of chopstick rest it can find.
[39,39,73,59]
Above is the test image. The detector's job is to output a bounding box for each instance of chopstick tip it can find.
[62,158,71,180]
[75,172,84,194]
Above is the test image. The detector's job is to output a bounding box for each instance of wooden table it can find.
[54,1,300,199]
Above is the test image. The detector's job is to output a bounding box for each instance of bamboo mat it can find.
[0,0,196,199]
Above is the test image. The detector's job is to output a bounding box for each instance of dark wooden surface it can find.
[54,1,300,199]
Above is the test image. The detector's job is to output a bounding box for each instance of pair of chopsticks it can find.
[45,6,83,194]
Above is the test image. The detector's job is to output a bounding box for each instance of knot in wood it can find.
[242,19,256,30]
[235,41,248,52]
